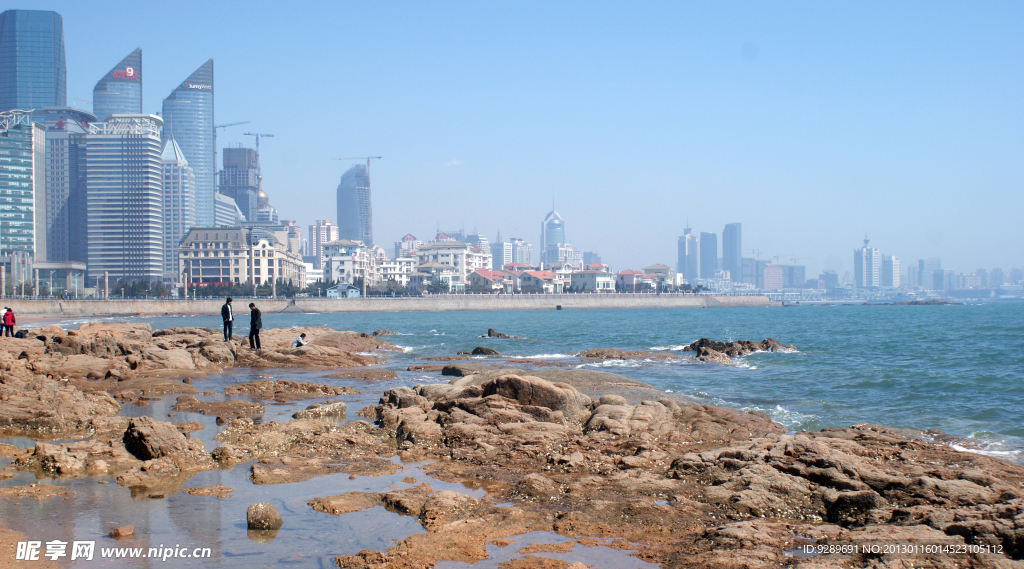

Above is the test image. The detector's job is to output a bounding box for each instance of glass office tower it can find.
[336,164,373,246]
[85,115,165,283]
[162,60,215,227]
[0,110,44,258]
[93,48,142,121]
[0,10,66,112]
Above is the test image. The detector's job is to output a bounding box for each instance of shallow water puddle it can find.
[0,450,483,567]
[434,531,655,569]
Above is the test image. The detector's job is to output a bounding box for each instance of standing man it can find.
[248,302,262,351]
[2,308,14,337]
[221,297,234,341]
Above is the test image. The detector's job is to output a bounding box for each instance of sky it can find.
[21,0,1024,276]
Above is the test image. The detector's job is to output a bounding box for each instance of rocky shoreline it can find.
[0,324,1021,568]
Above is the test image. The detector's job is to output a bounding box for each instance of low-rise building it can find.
[303,262,324,287]
[178,226,305,287]
[568,270,615,292]
[378,257,415,287]
[469,269,515,293]
[322,239,372,287]
[416,241,471,290]
[394,233,421,259]
[327,283,361,298]
[519,270,564,293]
[616,270,655,291]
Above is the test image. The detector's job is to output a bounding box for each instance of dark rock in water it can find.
[372,329,400,336]
[122,416,190,460]
[441,363,496,377]
[892,300,962,306]
[457,346,500,356]
[408,364,447,372]
[682,337,796,360]
[246,502,283,530]
[478,328,524,339]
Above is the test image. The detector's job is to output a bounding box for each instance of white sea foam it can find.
[741,404,817,429]
[649,345,690,351]
[948,443,1022,460]
[394,345,415,353]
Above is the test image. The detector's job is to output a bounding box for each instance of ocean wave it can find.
[741,404,817,429]
[650,345,690,351]
[948,442,1022,460]
[393,345,415,353]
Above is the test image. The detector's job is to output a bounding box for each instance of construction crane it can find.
[215,120,249,130]
[334,156,382,174]
[243,133,274,193]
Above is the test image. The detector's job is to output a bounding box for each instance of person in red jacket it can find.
[2,308,15,337]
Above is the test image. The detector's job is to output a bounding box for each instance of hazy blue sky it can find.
[26,1,1024,275]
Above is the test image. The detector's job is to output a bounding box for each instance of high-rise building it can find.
[92,48,142,121]
[337,163,373,247]
[31,107,94,263]
[583,251,602,266]
[161,136,195,279]
[881,256,900,288]
[781,265,806,289]
[85,115,165,283]
[162,60,215,227]
[990,268,1005,288]
[218,146,258,222]
[0,10,66,112]
[722,223,742,282]
[214,192,243,227]
[309,220,339,269]
[677,228,699,283]
[465,233,489,250]
[819,271,839,288]
[762,264,783,290]
[699,232,717,279]
[853,237,881,288]
[918,258,942,289]
[539,210,566,265]
[741,257,756,285]
[0,110,44,260]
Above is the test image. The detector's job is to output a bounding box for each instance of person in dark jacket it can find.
[248,302,262,351]
[221,297,234,341]
[2,308,14,337]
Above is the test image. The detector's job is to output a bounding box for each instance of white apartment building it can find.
[322,239,373,286]
[416,241,470,288]
[378,257,415,287]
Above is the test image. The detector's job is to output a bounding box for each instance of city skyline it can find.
[3,2,1023,276]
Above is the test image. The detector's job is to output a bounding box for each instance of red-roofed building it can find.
[502,262,537,274]
[519,270,565,293]
[469,269,515,293]
[616,270,655,291]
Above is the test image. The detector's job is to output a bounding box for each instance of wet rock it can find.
[183,485,233,498]
[0,483,73,501]
[292,401,347,420]
[682,337,796,357]
[123,416,190,460]
[576,348,676,361]
[372,329,399,336]
[408,364,448,372]
[246,502,283,530]
[109,525,134,539]
[223,379,359,401]
[691,346,735,366]
[0,376,121,436]
[825,489,888,525]
[478,328,524,339]
[309,491,383,515]
[323,369,398,380]
[441,363,497,377]
[170,395,264,419]
[420,356,472,361]
[457,346,500,356]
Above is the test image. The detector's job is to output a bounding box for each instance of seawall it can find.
[2,294,777,318]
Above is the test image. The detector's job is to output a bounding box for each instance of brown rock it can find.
[246,502,283,530]
[109,525,134,538]
[122,417,191,460]
[291,401,347,420]
[170,395,264,418]
[322,369,398,380]
[223,379,359,401]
